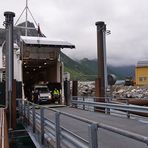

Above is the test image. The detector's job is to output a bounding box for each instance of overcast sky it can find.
[0,0,148,66]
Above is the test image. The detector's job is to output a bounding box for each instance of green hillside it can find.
[61,52,135,80]
[60,52,95,80]
[0,21,134,81]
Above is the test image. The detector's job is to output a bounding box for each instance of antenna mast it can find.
[25,0,28,36]
[15,0,38,36]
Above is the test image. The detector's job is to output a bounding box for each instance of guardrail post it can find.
[83,96,85,110]
[72,96,78,108]
[55,112,61,148]
[126,99,130,118]
[106,98,110,114]
[27,101,30,125]
[18,99,22,115]
[32,104,35,133]
[93,97,96,111]
[88,123,98,148]
[40,107,44,145]
[24,100,26,117]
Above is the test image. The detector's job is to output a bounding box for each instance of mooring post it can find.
[4,11,15,129]
[95,21,107,112]
[72,80,78,108]
[95,21,107,100]
[64,79,70,106]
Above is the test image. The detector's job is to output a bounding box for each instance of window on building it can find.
[139,77,147,82]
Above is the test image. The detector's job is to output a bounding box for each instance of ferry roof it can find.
[136,61,148,68]
[20,36,75,49]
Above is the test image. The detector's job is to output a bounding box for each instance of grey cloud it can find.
[0,0,148,66]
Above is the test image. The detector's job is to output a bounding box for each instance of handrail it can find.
[17,99,148,148]
[71,97,148,114]
[98,123,148,145]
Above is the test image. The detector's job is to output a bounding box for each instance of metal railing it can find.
[17,99,148,148]
[71,96,148,118]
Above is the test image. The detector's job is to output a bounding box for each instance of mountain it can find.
[60,53,95,80]
[108,65,135,80]
[0,21,135,80]
[79,58,97,74]
[0,21,44,46]
[61,54,135,80]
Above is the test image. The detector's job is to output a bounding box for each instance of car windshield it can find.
[35,87,49,93]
